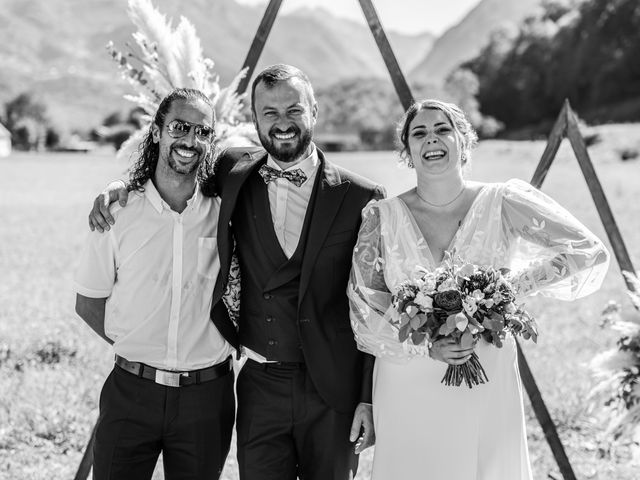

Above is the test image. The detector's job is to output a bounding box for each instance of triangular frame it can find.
[518,99,636,480]
[76,2,636,479]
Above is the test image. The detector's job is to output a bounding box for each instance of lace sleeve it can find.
[348,202,429,362]
[501,179,610,300]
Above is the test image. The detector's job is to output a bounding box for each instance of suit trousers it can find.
[92,364,235,480]
[236,359,359,480]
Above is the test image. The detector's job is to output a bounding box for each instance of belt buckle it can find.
[155,369,182,387]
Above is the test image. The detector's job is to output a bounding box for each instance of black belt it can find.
[245,358,305,369]
[115,355,232,387]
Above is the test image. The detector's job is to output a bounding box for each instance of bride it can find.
[347,99,610,480]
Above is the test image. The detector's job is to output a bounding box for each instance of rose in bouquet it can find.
[391,252,538,388]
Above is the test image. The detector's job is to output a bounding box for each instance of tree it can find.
[444,69,503,138]
[465,0,640,130]
[4,92,51,150]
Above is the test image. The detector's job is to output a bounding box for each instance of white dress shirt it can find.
[265,145,320,258]
[74,180,234,371]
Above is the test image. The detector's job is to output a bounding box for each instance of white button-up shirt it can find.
[265,145,320,258]
[74,180,234,371]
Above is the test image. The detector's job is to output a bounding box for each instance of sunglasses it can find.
[166,119,215,141]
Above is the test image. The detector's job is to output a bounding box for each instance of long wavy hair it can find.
[128,88,218,196]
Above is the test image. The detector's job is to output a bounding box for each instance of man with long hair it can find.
[74,88,236,480]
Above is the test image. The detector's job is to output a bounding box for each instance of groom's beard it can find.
[258,125,313,164]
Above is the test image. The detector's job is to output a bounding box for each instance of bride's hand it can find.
[429,337,476,365]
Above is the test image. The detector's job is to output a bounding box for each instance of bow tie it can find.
[258,164,308,187]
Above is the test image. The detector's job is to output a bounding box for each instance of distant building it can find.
[0,123,11,157]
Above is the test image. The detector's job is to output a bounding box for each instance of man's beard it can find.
[166,146,203,175]
[259,125,313,164]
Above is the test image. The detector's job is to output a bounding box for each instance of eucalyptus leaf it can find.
[416,313,428,328]
[398,322,411,342]
[455,313,469,332]
[438,322,455,336]
[411,331,426,345]
[460,330,475,349]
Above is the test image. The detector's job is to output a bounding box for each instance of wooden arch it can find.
[76,1,636,479]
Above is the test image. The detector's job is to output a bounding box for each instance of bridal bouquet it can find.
[391,252,538,388]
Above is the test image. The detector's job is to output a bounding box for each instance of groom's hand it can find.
[349,402,375,454]
[89,180,129,232]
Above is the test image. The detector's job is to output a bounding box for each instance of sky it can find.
[235,0,483,36]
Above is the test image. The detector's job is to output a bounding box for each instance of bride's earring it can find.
[407,158,414,168]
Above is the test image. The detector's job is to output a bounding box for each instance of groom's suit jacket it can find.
[210,146,384,413]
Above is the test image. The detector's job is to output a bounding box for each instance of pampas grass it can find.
[590,271,640,445]
[108,0,258,164]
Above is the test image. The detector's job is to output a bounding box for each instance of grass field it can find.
[1,125,639,479]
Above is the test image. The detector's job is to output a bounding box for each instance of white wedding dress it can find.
[348,179,609,480]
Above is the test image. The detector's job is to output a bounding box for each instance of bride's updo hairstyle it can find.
[397,99,478,168]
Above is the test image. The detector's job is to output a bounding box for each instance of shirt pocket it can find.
[197,237,220,280]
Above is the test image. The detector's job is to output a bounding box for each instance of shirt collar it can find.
[266,143,319,184]
[143,179,202,214]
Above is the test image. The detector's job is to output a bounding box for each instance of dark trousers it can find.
[236,359,358,480]
[93,364,235,480]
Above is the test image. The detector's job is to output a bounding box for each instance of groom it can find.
[90,64,383,480]
[213,64,384,480]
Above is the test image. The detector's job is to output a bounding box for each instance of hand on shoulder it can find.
[88,180,129,233]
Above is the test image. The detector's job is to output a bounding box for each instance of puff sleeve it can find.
[347,202,429,362]
[501,179,610,300]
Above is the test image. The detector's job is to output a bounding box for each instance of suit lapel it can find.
[298,153,350,302]
[213,150,267,304]
[250,173,288,265]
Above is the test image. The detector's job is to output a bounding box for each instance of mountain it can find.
[0,0,434,131]
[410,0,545,84]
[288,6,435,75]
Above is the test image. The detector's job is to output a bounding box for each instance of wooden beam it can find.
[235,0,284,95]
[73,426,95,480]
[523,98,638,479]
[358,0,415,111]
[517,342,577,480]
[523,98,580,480]
[565,104,637,291]
[530,100,569,189]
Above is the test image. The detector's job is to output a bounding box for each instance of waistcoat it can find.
[232,166,320,362]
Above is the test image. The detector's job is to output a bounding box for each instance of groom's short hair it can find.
[250,64,315,113]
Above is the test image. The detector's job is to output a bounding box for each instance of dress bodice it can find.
[348,179,610,362]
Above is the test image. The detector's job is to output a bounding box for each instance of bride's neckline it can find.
[395,185,488,265]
